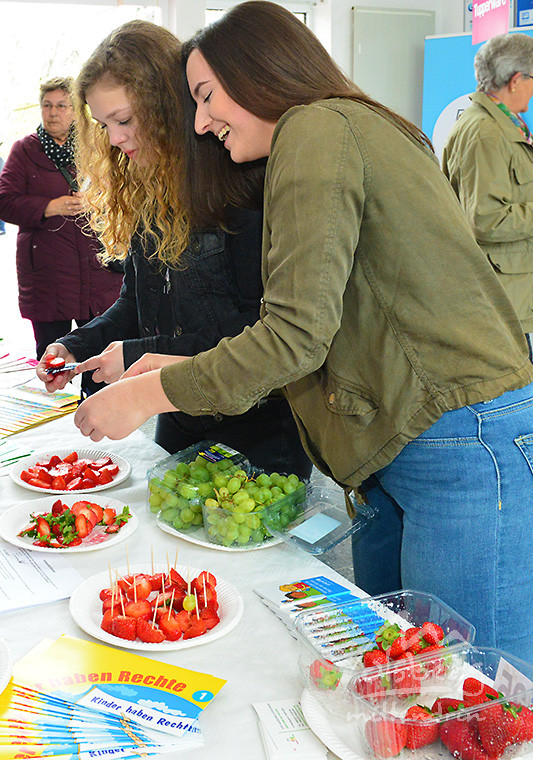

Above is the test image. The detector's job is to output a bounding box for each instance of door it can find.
[353,6,436,127]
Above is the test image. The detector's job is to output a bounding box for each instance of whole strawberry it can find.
[405,626,424,655]
[365,714,407,758]
[463,678,499,707]
[405,704,439,749]
[422,644,447,678]
[477,702,521,756]
[512,702,533,743]
[432,697,465,716]
[376,621,402,653]
[363,648,389,668]
[441,717,498,760]
[421,621,444,645]
[391,651,422,699]
[353,671,390,703]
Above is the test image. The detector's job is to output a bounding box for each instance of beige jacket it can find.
[442,92,533,331]
[161,99,533,491]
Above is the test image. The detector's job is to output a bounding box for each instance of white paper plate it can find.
[10,448,131,494]
[69,563,244,651]
[301,688,363,760]
[156,517,283,552]
[0,495,138,553]
[0,637,12,697]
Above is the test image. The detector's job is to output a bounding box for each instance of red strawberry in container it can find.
[420,621,444,645]
[441,717,499,760]
[477,701,521,756]
[365,714,407,758]
[421,643,447,678]
[405,627,424,655]
[404,704,439,749]
[432,696,465,716]
[463,677,500,707]
[363,648,389,668]
[512,702,533,743]
[390,651,422,699]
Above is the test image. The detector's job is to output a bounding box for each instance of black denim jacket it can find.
[59,207,263,367]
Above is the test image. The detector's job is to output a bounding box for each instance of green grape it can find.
[178,483,198,500]
[247,515,261,530]
[242,498,256,513]
[172,516,185,530]
[181,508,194,523]
[191,466,210,483]
[174,462,190,477]
[251,529,264,542]
[271,486,284,498]
[233,512,246,524]
[226,528,239,542]
[255,473,272,487]
[163,470,178,485]
[192,513,203,526]
[197,482,214,498]
[213,474,228,489]
[164,493,179,507]
[233,489,248,504]
[206,511,218,525]
[234,469,248,481]
[217,459,231,471]
[283,481,297,495]
[205,498,218,508]
[218,487,230,499]
[148,493,162,509]
[227,477,241,494]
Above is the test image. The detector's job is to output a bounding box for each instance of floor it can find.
[0,220,355,586]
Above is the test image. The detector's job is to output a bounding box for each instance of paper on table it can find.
[0,543,83,612]
[253,699,328,758]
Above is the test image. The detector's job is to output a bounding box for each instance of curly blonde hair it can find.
[74,20,189,265]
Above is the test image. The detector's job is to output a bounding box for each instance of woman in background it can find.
[0,77,122,358]
[442,32,533,354]
[36,21,311,478]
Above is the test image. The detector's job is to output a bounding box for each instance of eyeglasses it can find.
[41,103,71,111]
[522,74,533,80]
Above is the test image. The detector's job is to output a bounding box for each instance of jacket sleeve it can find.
[0,141,50,227]
[454,133,533,244]
[160,106,364,416]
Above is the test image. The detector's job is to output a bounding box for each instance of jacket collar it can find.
[22,133,61,171]
[470,91,529,144]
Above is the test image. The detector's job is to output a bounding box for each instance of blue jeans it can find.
[352,382,533,661]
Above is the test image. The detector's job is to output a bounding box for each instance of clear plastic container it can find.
[302,644,533,760]
[261,484,371,555]
[295,590,476,717]
[202,479,307,548]
[146,441,248,533]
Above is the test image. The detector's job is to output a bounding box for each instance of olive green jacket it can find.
[442,92,533,331]
[162,99,533,492]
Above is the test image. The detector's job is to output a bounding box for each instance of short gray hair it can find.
[39,76,73,104]
[474,33,533,92]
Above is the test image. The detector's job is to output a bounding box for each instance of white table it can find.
[0,412,363,759]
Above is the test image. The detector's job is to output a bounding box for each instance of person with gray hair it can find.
[442,32,533,356]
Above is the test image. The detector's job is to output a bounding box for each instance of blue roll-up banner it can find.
[423,28,533,160]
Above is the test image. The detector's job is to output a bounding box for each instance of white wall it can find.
[311,0,466,78]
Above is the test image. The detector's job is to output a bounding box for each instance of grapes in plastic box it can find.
[146,441,248,533]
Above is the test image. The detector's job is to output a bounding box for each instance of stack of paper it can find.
[0,635,226,758]
[0,438,33,474]
[253,699,328,760]
[0,378,79,438]
[254,575,362,630]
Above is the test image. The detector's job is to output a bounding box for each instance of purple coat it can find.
[0,133,122,322]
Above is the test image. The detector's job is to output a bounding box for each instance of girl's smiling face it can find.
[186,48,276,163]
[86,81,145,164]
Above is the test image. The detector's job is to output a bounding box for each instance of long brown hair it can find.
[74,20,190,265]
[182,1,432,219]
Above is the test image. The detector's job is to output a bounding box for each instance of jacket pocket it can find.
[512,158,533,188]
[322,372,379,422]
[515,433,533,475]
[181,232,229,295]
[487,244,533,274]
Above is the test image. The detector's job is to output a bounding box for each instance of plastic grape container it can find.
[146,441,249,533]
[202,469,307,549]
[302,643,533,760]
[295,590,475,717]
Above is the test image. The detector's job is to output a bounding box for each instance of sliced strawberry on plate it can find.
[136,618,166,643]
[51,476,67,490]
[405,705,439,749]
[74,514,89,539]
[365,714,407,758]
[90,457,113,470]
[183,617,208,639]
[102,508,116,525]
[36,517,51,539]
[62,452,78,464]
[101,609,118,634]
[126,576,152,602]
[111,615,137,641]
[199,607,220,629]
[124,601,152,620]
[158,611,184,641]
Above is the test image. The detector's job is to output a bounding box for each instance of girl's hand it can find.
[74,370,178,442]
[36,344,76,392]
[121,352,188,378]
[75,342,125,384]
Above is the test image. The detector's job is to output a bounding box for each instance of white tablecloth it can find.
[0,413,364,759]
